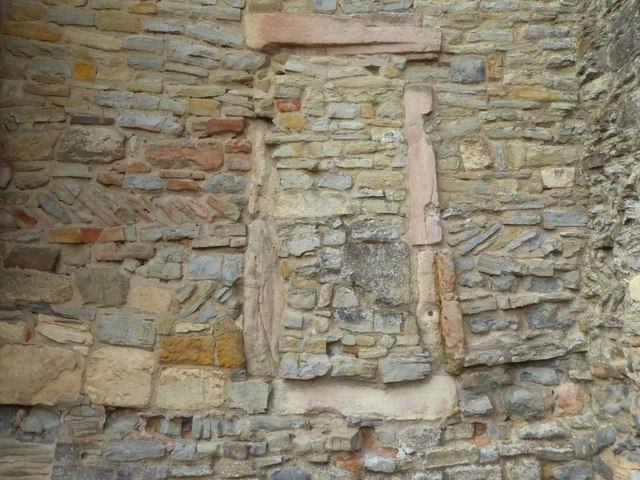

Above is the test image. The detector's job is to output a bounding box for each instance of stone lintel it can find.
[245,13,441,54]
[272,375,457,420]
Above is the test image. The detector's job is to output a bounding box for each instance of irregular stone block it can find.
[272,375,457,420]
[85,346,154,407]
[214,319,245,368]
[97,312,155,347]
[104,440,165,461]
[543,210,588,228]
[364,453,396,473]
[230,380,271,413]
[344,242,410,306]
[156,367,227,410]
[0,345,83,405]
[0,269,72,304]
[159,336,214,365]
[275,191,358,218]
[36,314,93,345]
[48,227,102,244]
[268,466,311,480]
[54,126,125,163]
[451,57,486,84]
[146,141,224,171]
[553,461,593,480]
[75,267,130,306]
[381,356,431,383]
[279,353,331,380]
[0,438,55,478]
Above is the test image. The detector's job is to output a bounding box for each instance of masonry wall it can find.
[0,0,638,478]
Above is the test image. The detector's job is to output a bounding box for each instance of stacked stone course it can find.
[0,0,638,478]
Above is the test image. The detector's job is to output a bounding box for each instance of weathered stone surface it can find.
[451,57,486,84]
[146,141,224,171]
[104,441,165,461]
[36,314,93,345]
[156,367,227,410]
[279,353,331,379]
[159,336,214,365]
[214,319,245,368]
[268,466,311,480]
[75,267,130,306]
[0,345,83,405]
[344,243,410,306]
[380,356,431,383]
[275,190,358,218]
[230,380,271,413]
[245,14,441,54]
[0,438,55,479]
[85,346,154,407]
[129,284,173,314]
[97,312,156,347]
[272,375,457,420]
[54,126,125,163]
[0,269,72,304]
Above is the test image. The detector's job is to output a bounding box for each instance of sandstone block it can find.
[156,367,227,410]
[36,314,93,345]
[541,167,575,188]
[0,269,72,304]
[3,130,60,162]
[5,22,62,42]
[96,11,140,32]
[104,440,165,461]
[214,319,244,368]
[75,267,130,306]
[159,336,215,365]
[85,346,154,407]
[55,126,125,163]
[0,345,83,405]
[3,245,59,271]
[146,141,224,171]
[62,27,123,50]
[48,227,102,243]
[97,312,156,347]
[130,284,173,314]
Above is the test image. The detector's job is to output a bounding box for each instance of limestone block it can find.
[0,345,83,405]
[272,375,457,420]
[85,346,154,407]
[0,269,72,304]
[156,367,227,410]
[229,380,271,413]
[74,267,130,306]
[628,274,640,302]
[97,312,156,347]
[541,167,575,188]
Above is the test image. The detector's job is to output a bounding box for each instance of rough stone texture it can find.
[97,312,156,347]
[54,126,126,163]
[84,346,154,407]
[229,380,271,413]
[3,245,60,271]
[156,367,227,410]
[159,336,214,365]
[0,345,83,405]
[0,269,72,304]
[75,267,130,306]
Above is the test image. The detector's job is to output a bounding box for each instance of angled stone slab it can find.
[245,14,441,54]
[404,84,442,245]
[272,375,456,420]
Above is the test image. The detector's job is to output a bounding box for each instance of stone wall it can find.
[0,0,638,478]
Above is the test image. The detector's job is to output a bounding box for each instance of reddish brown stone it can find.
[97,172,124,186]
[93,242,122,262]
[12,207,38,227]
[159,336,215,365]
[185,200,217,222]
[214,319,245,369]
[166,179,198,191]
[48,228,102,244]
[224,138,252,154]
[195,118,245,135]
[3,245,59,271]
[100,227,125,242]
[276,99,301,112]
[146,142,224,171]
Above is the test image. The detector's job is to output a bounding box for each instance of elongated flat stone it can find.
[272,375,456,420]
[245,14,441,54]
[404,85,441,245]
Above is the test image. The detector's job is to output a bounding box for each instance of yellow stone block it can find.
[73,63,96,80]
[511,87,573,102]
[281,113,305,130]
[128,2,157,13]
[5,22,61,42]
[361,103,374,118]
[188,99,221,116]
[9,2,46,21]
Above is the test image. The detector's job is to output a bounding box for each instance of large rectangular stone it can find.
[156,367,227,410]
[272,375,456,420]
[0,269,72,304]
[245,14,441,54]
[97,312,156,347]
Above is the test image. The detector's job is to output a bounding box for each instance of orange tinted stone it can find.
[114,162,150,173]
[146,142,224,171]
[214,319,244,368]
[48,227,102,244]
[166,179,198,191]
[73,63,96,80]
[281,113,304,129]
[224,138,252,153]
[100,227,125,242]
[128,1,157,13]
[5,22,61,42]
[276,99,301,112]
[196,118,245,134]
[97,172,124,186]
[159,336,215,365]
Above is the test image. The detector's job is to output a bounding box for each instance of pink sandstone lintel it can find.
[245,13,441,54]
